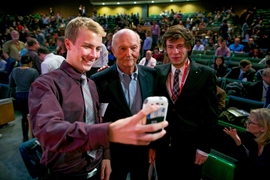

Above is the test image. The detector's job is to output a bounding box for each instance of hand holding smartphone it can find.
[142,96,168,131]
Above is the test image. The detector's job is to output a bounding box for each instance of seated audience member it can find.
[214,37,223,50]
[211,55,228,78]
[200,33,208,46]
[246,68,270,107]
[204,37,215,52]
[225,59,256,82]
[216,85,226,115]
[224,108,270,180]
[228,37,244,53]
[259,48,270,65]
[152,47,164,64]
[243,37,256,53]
[215,39,231,57]
[139,50,157,68]
[37,46,65,74]
[255,60,270,81]
[192,39,204,51]
[248,45,264,59]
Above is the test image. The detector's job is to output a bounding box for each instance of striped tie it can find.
[81,74,95,124]
[81,74,96,159]
[172,69,180,103]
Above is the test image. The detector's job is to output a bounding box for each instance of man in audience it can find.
[152,47,164,64]
[215,39,231,57]
[25,37,42,75]
[243,37,256,53]
[246,68,270,107]
[2,30,26,75]
[225,59,256,82]
[37,46,65,74]
[138,50,157,68]
[228,37,244,53]
[255,59,270,81]
[192,39,204,51]
[150,20,160,50]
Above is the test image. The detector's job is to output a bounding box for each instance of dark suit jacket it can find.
[236,132,270,180]
[225,66,256,82]
[154,61,218,153]
[90,64,156,175]
[246,81,263,101]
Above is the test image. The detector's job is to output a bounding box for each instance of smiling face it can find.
[246,113,264,136]
[65,28,103,73]
[165,38,191,68]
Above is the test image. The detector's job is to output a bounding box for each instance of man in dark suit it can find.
[225,59,256,82]
[246,68,270,107]
[153,25,219,180]
[91,29,156,180]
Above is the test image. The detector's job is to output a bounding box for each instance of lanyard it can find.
[170,60,189,96]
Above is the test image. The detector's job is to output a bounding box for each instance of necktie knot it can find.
[175,69,180,75]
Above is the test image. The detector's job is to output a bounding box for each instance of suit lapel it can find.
[107,65,131,114]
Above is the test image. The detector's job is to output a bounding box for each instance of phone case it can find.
[142,96,168,125]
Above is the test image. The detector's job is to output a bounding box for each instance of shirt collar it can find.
[171,60,190,76]
[117,64,138,81]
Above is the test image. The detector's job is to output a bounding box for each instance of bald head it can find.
[112,29,140,47]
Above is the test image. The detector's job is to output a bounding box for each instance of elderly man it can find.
[138,50,157,68]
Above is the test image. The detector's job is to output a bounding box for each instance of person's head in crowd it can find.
[247,37,254,45]
[161,24,194,67]
[145,50,153,60]
[64,17,106,73]
[10,30,20,41]
[37,46,51,61]
[20,55,33,67]
[111,28,140,75]
[221,39,228,48]
[262,68,270,85]
[239,59,252,72]
[214,55,225,67]
[27,37,40,50]
[247,108,270,145]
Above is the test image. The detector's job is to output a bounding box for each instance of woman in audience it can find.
[248,45,264,59]
[55,36,67,58]
[224,108,270,180]
[9,55,39,142]
[211,55,228,78]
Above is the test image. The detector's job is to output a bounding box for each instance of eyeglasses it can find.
[246,118,260,125]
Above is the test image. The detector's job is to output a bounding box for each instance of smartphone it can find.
[142,96,168,127]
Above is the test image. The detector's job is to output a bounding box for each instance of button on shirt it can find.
[117,65,138,109]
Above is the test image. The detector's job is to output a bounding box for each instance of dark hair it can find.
[239,59,251,68]
[37,46,50,55]
[21,55,33,65]
[27,37,38,47]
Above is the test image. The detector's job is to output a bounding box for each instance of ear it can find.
[65,38,72,51]
[187,45,192,52]
[261,127,265,133]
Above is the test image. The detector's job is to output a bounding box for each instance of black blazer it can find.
[225,66,256,82]
[90,64,156,122]
[154,61,218,154]
[90,64,156,165]
[246,81,263,101]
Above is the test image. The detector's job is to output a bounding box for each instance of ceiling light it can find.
[102,3,105,5]
[117,2,120,4]
[151,1,154,3]
[134,1,136,3]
